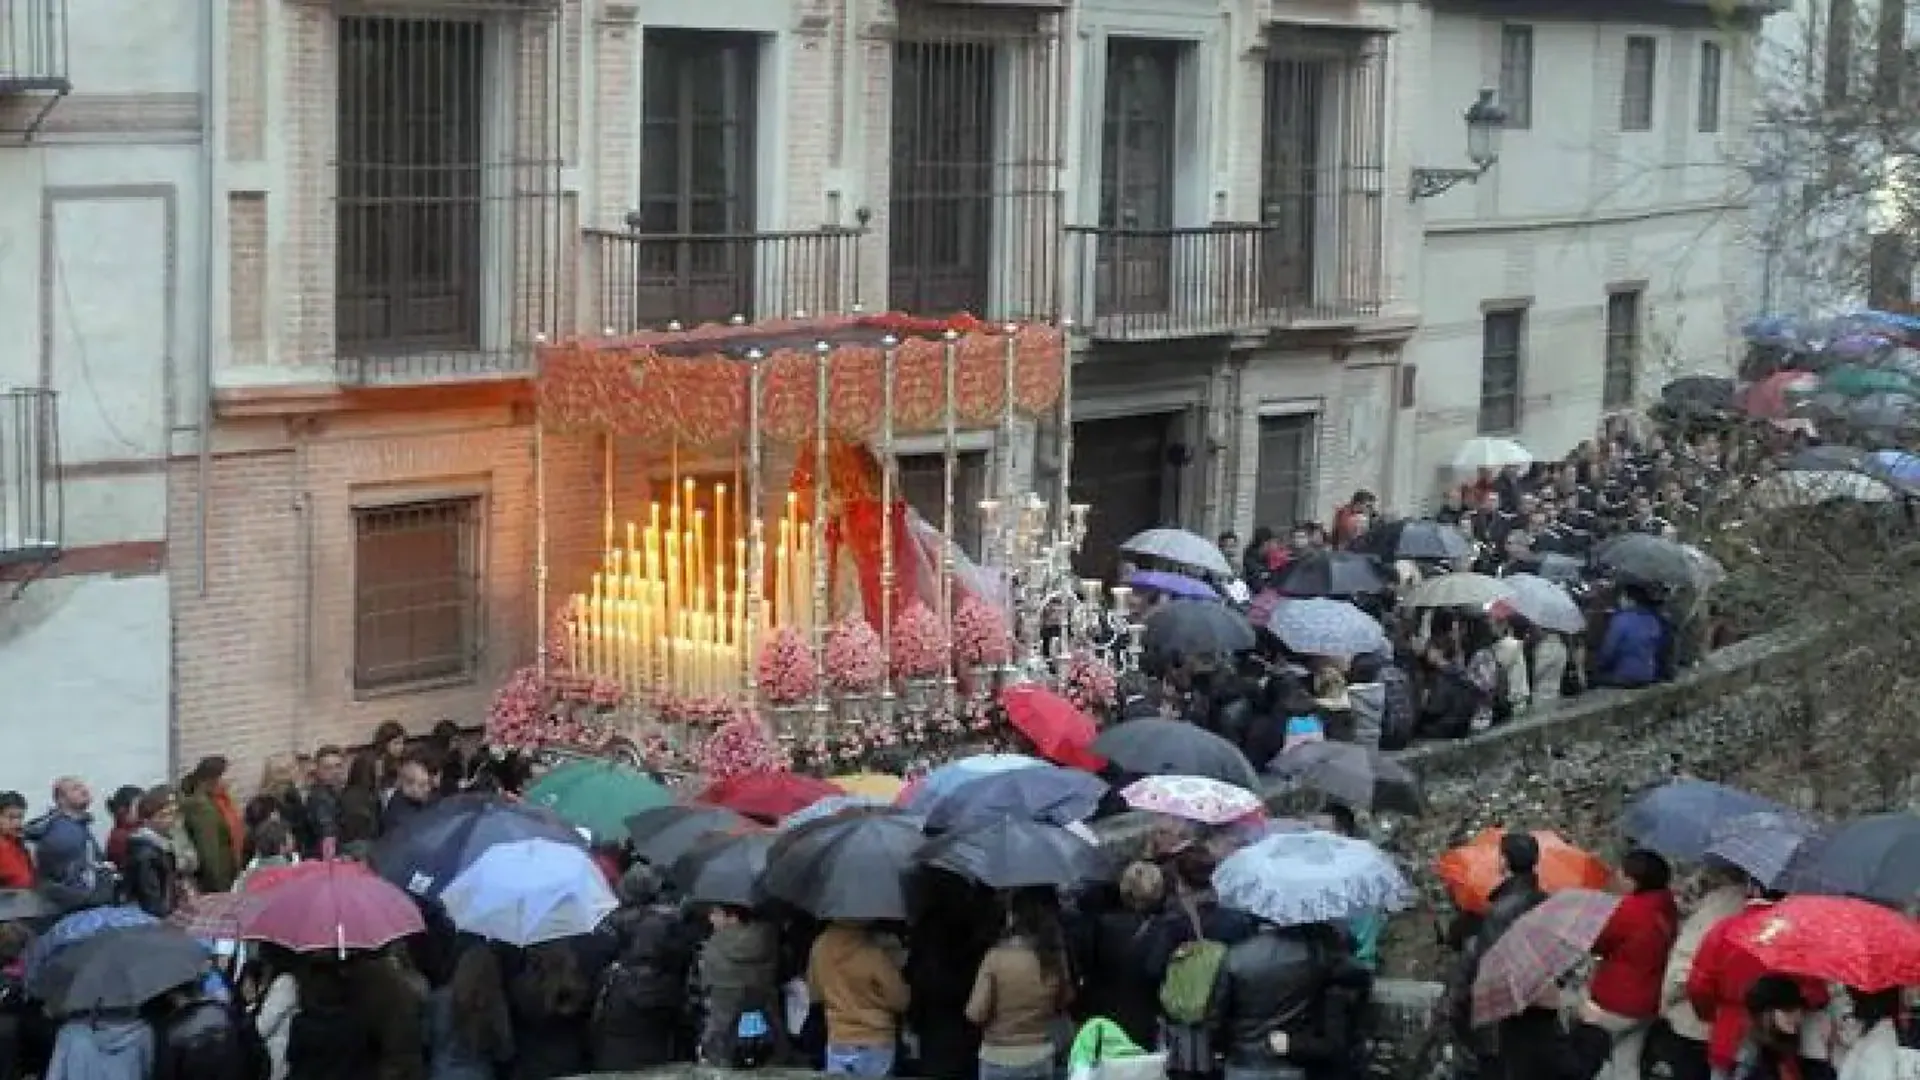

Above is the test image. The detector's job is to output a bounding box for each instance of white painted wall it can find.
[0,0,209,804]
[1404,8,1753,502]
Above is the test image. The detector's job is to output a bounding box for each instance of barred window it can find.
[1698,41,1723,132]
[353,497,483,692]
[1479,309,1526,435]
[1255,413,1318,529]
[1499,25,1534,129]
[1622,35,1657,131]
[1604,290,1642,409]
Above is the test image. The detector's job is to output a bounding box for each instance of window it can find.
[1697,41,1723,132]
[353,497,482,692]
[336,16,487,354]
[1622,35,1657,131]
[1255,413,1318,529]
[898,451,989,561]
[1479,309,1525,434]
[1604,290,1642,409]
[1499,25,1533,129]
[889,42,996,319]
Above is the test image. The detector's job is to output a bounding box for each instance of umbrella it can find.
[1125,569,1219,601]
[1001,684,1106,771]
[626,805,758,868]
[1470,890,1622,1026]
[697,771,846,824]
[1092,719,1260,791]
[1213,831,1413,928]
[1861,449,1920,488]
[439,837,619,946]
[1492,573,1586,634]
[1787,812,1920,903]
[0,889,59,922]
[23,905,158,987]
[1701,810,1821,888]
[241,859,426,954]
[669,832,779,907]
[1434,829,1611,915]
[1120,775,1264,825]
[781,794,890,829]
[917,817,1110,889]
[1406,572,1514,610]
[925,765,1109,832]
[1740,370,1820,419]
[1351,519,1475,563]
[1118,528,1233,576]
[1823,364,1916,398]
[1142,602,1255,659]
[34,925,209,1016]
[1723,895,1920,992]
[1660,375,1736,414]
[1621,779,1784,860]
[169,890,263,942]
[242,858,378,894]
[1247,589,1285,628]
[1534,553,1585,585]
[1452,437,1532,474]
[901,754,1047,810]
[1782,444,1867,472]
[830,773,907,801]
[1270,553,1391,599]
[371,793,587,899]
[1267,597,1387,658]
[760,809,925,920]
[524,759,674,843]
[1749,469,1896,510]
[1593,534,1722,589]
[1266,742,1424,815]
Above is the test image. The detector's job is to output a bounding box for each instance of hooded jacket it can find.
[27,809,104,904]
[49,1014,155,1080]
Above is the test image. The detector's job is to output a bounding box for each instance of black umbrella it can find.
[1784,812,1920,903]
[370,794,586,899]
[626,805,757,869]
[36,925,208,1016]
[760,809,924,920]
[917,817,1111,889]
[0,890,60,922]
[1593,533,1720,589]
[1266,742,1423,815]
[669,831,778,907]
[1660,375,1736,414]
[1091,719,1260,791]
[1351,519,1474,563]
[1270,552,1391,598]
[923,765,1108,833]
[1782,444,1866,472]
[1142,601,1255,660]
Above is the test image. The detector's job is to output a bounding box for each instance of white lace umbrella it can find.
[1266,598,1388,658]
[1213,831,1413,928]
[1407,572,1514,610]
[1118,528,1234,576]
[1495,573,1586,634]
[1748,469,1897,511]
[1452,437,1533,475]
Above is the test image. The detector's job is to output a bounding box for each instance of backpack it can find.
[1157,899,1226,1026]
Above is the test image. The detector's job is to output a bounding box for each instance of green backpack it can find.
[1157,899,1227,1025]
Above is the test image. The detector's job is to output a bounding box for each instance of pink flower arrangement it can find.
[952,595,1011,666]
[756,626,818,705]
[660,695,740,728]
[825,617,886,693]
[1063,651,1118,712]
[891,601,949,678]
[697,710,790,780]
[486,666,547,750]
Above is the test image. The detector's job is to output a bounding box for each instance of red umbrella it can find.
[1726,895,1920,992]
[168,891,266,940]
[238,859,425,954]
[241,859,375,895]
[1000,685,1106,771]
[697,771,845,823]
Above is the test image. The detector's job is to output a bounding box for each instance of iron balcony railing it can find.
[1,388,62,566]
[585,225,866,334]
[1065,224,1279,341]
[0,0,70,93]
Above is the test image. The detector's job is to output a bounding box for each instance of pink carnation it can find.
[697,710,790,780]
[756,626,818,705]
[825,618,886,693]
[953,595,1011,666]
[660,694,738,728]
[891,601,949,678]
[486,665,548,751]
[1063,651,1117,712]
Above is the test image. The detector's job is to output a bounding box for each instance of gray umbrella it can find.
[1266,741,1424,815]
[923,765,1108,833]
[1701,810,1821,887]
[1119,528,1234,576]
[759,809,924,920]
[917,817,1111,889]
[1783,812,1920,903]
[1142,600,1255,659]
[1091,719,1260,791]
[0,890,60,922]
[626,805,754,869]
[668,832,778,907]
[36,925,209,1017]
[1621,779,1783,860]
[1783,444,1867,472]
[1594,534,1722,589]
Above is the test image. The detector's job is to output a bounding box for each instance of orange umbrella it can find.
[1433,828,1611,915]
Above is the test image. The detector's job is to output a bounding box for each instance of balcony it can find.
[585,225,867,335]
[1065,224,1282,341]
[1,0,71,138]
[0,388,62,567]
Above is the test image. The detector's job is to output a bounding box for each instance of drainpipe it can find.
[195,0,218,599]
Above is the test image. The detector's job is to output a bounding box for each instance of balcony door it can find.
[890,41,996,318]
[1098,39,1181,318]
[1069,412,1179,581]
[637,30,759,327]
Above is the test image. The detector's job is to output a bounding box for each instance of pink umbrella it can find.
[1121,775,1265,826]
[239,860,425,954]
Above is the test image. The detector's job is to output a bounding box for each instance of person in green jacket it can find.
[178,756,242,892]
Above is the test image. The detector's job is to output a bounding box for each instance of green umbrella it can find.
[1822,364,1916,399]
[525,760,673,843]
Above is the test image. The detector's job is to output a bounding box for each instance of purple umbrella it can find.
[1127,569,1219,600]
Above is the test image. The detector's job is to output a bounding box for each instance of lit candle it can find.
[693,510,707,606]
[714,483,727,580]
[775,520,791,627]
[797,523,813,632]
[626,521,637,555]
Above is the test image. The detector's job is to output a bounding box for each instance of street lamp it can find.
[1409,88,1508,202]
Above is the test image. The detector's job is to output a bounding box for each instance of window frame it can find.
[1498,24,1534,130]
[1478,307,1527,435]
[1622,34,1658,132]
[896,449,992,561]
[350,493,486,696]
[1254,410,1321,530]
[1697,40,1723,132]
[1604,289,1643,410]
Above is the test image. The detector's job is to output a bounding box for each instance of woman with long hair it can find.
[965,890,1075,1080]
[256,754,313,854]
[427,944,514,1080]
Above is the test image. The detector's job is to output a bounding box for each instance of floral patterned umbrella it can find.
[1472,889,1621,1026]
[1212,831,1412,928]
[1265,598,1387,658]
[1120,775,1263,826]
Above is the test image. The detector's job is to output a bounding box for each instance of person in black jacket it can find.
[125,787,182,919]
[302,747,348,857]
[1446,832,1549,1073]
[1209,920,1372,1080]
[589,865,699,1071]
[150,986,252,1080]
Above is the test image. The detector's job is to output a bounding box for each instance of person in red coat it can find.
[1685,890,1830,1076]
[0,792,33,889]
[1587,849,1680,1075]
